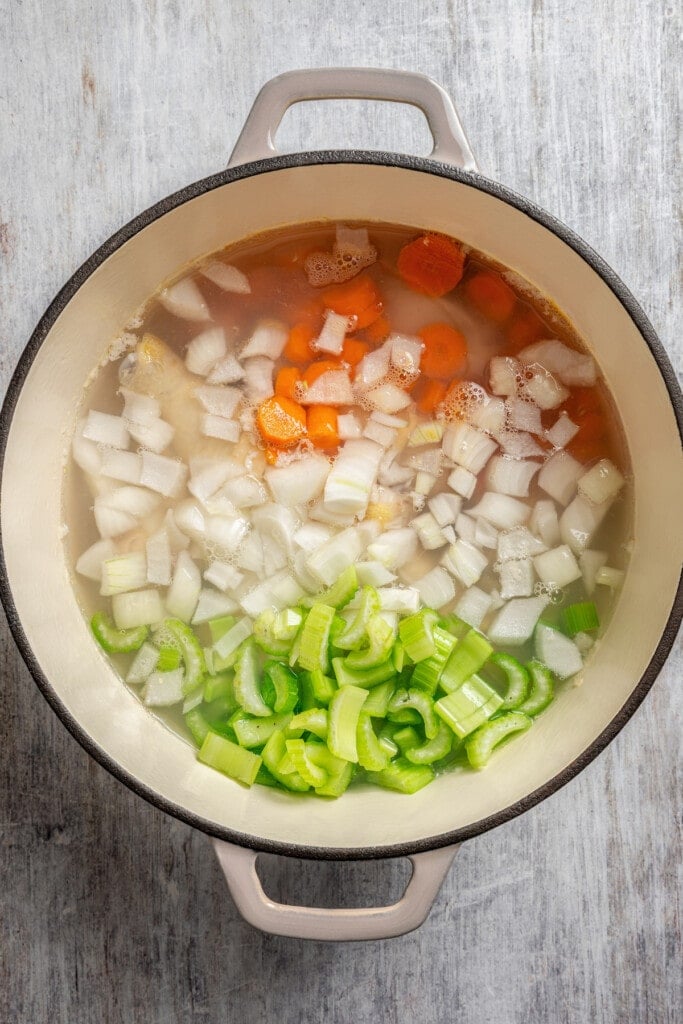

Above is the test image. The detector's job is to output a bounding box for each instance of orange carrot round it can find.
[464,271,516,323]
[284,322,317,364]
[417,322,468,380]
[341,338,370,370]
[322,273,383,330]
[414,378,448,415]
[302,359,342,387]
[275,366,301,401]
[256,396,307,448]
[397,234,466,297]
[307,405,339,450]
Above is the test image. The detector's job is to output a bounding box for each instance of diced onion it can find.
[293,523,333,552]
[126,642,160,684]
[577,459,625,506]
[537,450,584,506]
[100,551,148,596]
[443,422,498,474]
[200,261,251,294]
[545,411,579,448]
[324,439,383,516]
[244,357,275,402]
[201,414,241,442]
[365,382,412,414]
[140,451,187,497]
[518,339,596,387]
[83,410,130,449]
[367,527,418,570]
[306,527,365,585]
[159,278,211,322]
[529,499,561,547]
[469,492,530,530]
[299,370,354,406]
[120,389,161,427]
[363,419,397,448]
[146,529,172,586]
[390,333,423,375]
[355,343,391,389]
[205,514,250,553]
[143,669,185,706]
[166,550,201,622]
[441,539,488,587]
[265,455,331,506]
[186,328,227,376]
[534,623,583,678]
[72,419,103,475]
[453,586,493,629]
[206,354,245,385]
[125,416,175,454]
[579,549,608,596]
[559,494,612,554]
[427,493,462,527]
[100,449,142,485]
[204,560,245,592]
[495,429,545,459]
[188,459,245,505]
[497,526,547,560]
[337,413,363,440]
[191,587,239,624]
[454,513,477,543]
[533,544,582,587]
[487,595,549,647]
[595,566,625,589]
[474,518,498,549]
[487,455,540,497]
[497,558,534,599]
[489,356,521,396]
[240,321,289,361]
[356,561,397,587]
[411,512,447,550]
[520,365,568,409]
[194,384,242,418]
[76,538,117,581]
[408,421,443,447]
[447,465,476,499]
[315,310,350,355]
[506,397,542,435]
[415,567,455,609]
[112,588,164,629]
[220,475,267,509]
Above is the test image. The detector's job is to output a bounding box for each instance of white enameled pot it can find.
[1,69,681,941]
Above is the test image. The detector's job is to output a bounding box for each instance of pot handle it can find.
[212,838,459,941]
[228,68,476,170]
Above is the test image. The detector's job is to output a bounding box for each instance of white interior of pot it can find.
[3,164,681,851]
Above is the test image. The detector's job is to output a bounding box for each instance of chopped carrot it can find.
[361,314,391,344]
[414,378,448,415]
[505,308,546,352]
[256,396,307,448]
[275,366,301,401]
[322,273,383,330]
[417,322,468,380]
[302,359,342,387]
[307,405,339,450]
[464,271,516,323]
[396,234,466,297]
[284,322,317,364]
[341,337,370,369]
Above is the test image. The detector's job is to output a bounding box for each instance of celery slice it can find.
[332,657,396,689]
[261,729,310,792]
[366,759,435,794]
[301,565,359,609]
[261,661,299,714]
[198,731,262,786]
[164,618,206,695]
[232,711,292,749]
[562,601,599,636]
[253,609,292,656]
[439,629,493,694]
[233,639,271,717]
[297,602,335,672]
[465,711,532,768]
[388,688,439,739]
[91,612,149,654]
[516,660,554,717]
[435,674,503,738]
[157,646,182,672]
[285,739,329,787]
[334,586,380,650]
[411,626,457,695]
[202,669,235,704]
[405,721,453,764]
[362,679,396,717]
[392,725,422,754]
[184,707,210,747]
[288,707,329,740]
[328,685,368,762]
[356,713,392,771]
[398,609,439,662]
[208,615,237,643]
[487,652,530,710]
[345,614,397,669]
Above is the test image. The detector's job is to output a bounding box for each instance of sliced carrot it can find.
[302,359,342,387]
[284,322,317,365]
[307,405,339,450]
[361,314,391,344]
[322,273,383,330]
[397,234,466,297]
[275,366,301,401]
[505,308,546,352]
[256,396,307,448]
[414,378,448,415]
[464,271,516,324]
[417,322,468,380]
[341,337,370,369]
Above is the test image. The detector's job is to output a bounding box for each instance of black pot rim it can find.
[1,150,681,862]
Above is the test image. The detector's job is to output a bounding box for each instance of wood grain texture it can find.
[0,1,680,1021]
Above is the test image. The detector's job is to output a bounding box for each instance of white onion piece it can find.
[409,449,442,476]
[324,439,382,516]
[308,500,355,527]
[454,586,493,629]
[560,494,612,554]
[487,595,550,647]
[428,493,462,527]
[497,526,547,560]
[195,384,242,418]
[474,518,498,550]
[337,412,363,440]
[252,504,300,559]
[299,370,354,406]
[520,365,569,409]
[191,587,239,624]
[236,531,264,573]
[372,411,408,428]
[204,560,244,592]
[506,397,542,435]
[447,465,476,499]
[411,512,447,550]
[206,353,245,385]
[495,429,545,459]
[534,623,583,678]
[365,382,412,414]
[306,527,365,585]
[166,550,201,622]
[188,459,245,505]
[140,452,187,497]
[414,471,437,497]
[529,499,561,547]
[469,492,530,530]
[355,342,392,388]
[266,455,331,507]
[112,588,164,629]
[579,549,608,596]
[146,529,172,585]
[100,449,143,485]
[315,310,350,355]
[100,552,148,596]
[83,410,130,450]
[185,328,227,376]
[442,539,488,587]
[374,587,420,615]
[244,357,275,402]
[201,414,240,442]
[205,515,250,553]
[595,566,625,589]
[125,416,175,454]
[366,527,418,571]
[101,485,161,518]
[126,642,160,685]
[159,278,211,322]
[489,356,520,396]
[443,422,498,474]
[538,450,584,505]
[408,421,443,447]
[578,459,625,505]
[467,393,507,435]
[356,561,397,587]
[487,455,540,497]
[212,618,253,660]
[574,631,595,655]
[533,544,582,587]
[518,339,596,387]
[335,224,371,250]
[455,513,477,543]
[72,419,103,475]
[545,411,579,448]
[240,571,304,617]
[76,538,117,581]
[240,321,288,361]
[120,389,161,426]
[363,419,397,448]
[93,503,137,539]
[293,549,323,593]
[390,333,423,374]
[220,475,267,509]
[174,500,207,542]
[415,567,455,609]
[497,558,534,599]
[143,669,185,707]
[259,532,288,573]
[378,447,415,489]
[293,523,333,552]
[200,261,251,294]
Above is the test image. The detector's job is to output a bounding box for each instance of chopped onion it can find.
[186,327,227,376]
[205,514,250,553]
[204,560,244,592]
[487,455,540,497]
[265,454,331,506]
[366,382,412,414]
[545,411,579,449]
[191,587,239,624]
[442,539,488,587]
[447,465,476,499]
[408,421,443,447]
[578,459,625,506]
[159,278,211,322]
[506,397,542,435]
[367,527,418,570]
[390,333,423,375]
[533,544,582,587]
[299,369,354,406]
[443,422,498,474]
[414,471,437,497]
[409,449,442,476]
[374,587,420,615]
[93,503,137,539]
[140,451,187,497]
[372,411,408,428]
[100,485,160,519]
[495,429,545,459]
[126,642,160,684]
[335,224,372,251]
[166,550,201,622]
[188,459,245,505]
[240,570,304,617]
[538,450,584,506]
[356,561,397,587]
[560,494,612,554]
[293,522,333,552]
[469,492,530,530]
[489,356,521,396]
[415,567,455,609]
[293,549,323,592]
[244,357,275,402]
[83,410,130,449]
[595,565,625,589]
[125,416,175,454]
[173,500,207,542]
[454,586,493,629]
[363,419,397,448]
[529,499,561,547]
[474,518,498,550]
[520,364,569,409]
[100,551,148,596]
[337,413,363,440]
[518,339,596,387]
[324,439,382,516]
[455,513,477,543]
[579,549,608,595]
[241,321,289,361]
[201,414,240,442]
[236,531,264,573]
[72,418,103,475]
[112,588,164,629]
[497,558,534,599]
[574,631,595,655]
[100,449,143,485]
[468,393,507,434]
[146,529,172,585]
[428,492,462,527]
[200,261,251,294]
[143,668,185,707]
[308,500,355,527]
[355,342,391,389]
[252,503,300,559]
[497,526,547,560]
[534,623,583,679]
[76,538,117,581]
[315,310,350,355]
[195,384,242,419]
[120,389,161,426]
[206,353,245,385]
[411,511,447,550]
[487,595,549,647]
[220,475,267,509]
[306,527,365,585]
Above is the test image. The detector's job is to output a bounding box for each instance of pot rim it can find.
[1,151,681,862]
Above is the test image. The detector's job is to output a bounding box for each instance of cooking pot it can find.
[2,69,681,941]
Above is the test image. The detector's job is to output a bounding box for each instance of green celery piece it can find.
[198,731,262,786]
[362,679,396,718]
[392,725,422,754]
[273,608,303,641]
[487,652,530,711]
[233,639,271,717]
[254,764,285,789]
[261,729,310,792]
[377,722,400,758]
[157,646,181,672]
[260,661,299,714]
[391,640,406,673]
[163,618,206,695]
[387,688,439,739]
[517,661,554,717]
[435,674,503,739]
[328,684,368,762]
[439,613,470,639]
[366,758,435,794]
[184,707,210,747]
[334,586,380,650]
[288,707,329,740]
[315,762,354,798]
[356,713,391,771]
[302,565,359,609]
[411,626,457,695]
[297,602,335,672]
[213,618,253,662]
[405,721,453,765]
[308,668,337,705]
[232,711,293,749]
[465,711,532,769]
[387,708,422,726]
[345,614,397,670]
[203,670,235,705]
[439,629,493,694]
[202,691,239,732]
[562,601,600,636]
[285,739,329,787]
[208,615,237,644]
[253,609,291,656]
[91,612,149,654]
[398,609,439,663]
[297,670,318,711]
[332,657,396,689]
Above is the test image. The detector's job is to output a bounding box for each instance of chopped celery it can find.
[213,617,253,662]
[306,668,337,705]
[398,609,438,662]
[157,646,181,672]
[356,713,392,771]
[302,565,359,609]
[388,688,439,738]
[439,629,493,694]
[273,608,303,641]
[91,612,149,654]
[311,746,354,797]
[346,614,397,669]
[297,602,335,672]
[392,725,422,754]
[232,710,292,748]
[331,657,396,689]
[203,669,235,704]
[362,679,396,717]
[366,759,435,794]
[288,707,329,740]
[328,684,368,762]
[260,661,299,713]
[378,723,400,758]
[253,609,291,656]
[562,601,599,636]
[184,707,210,746]
[439,613,470,639]
[411,626,457,695]
[391,640,406,672]
[435,674,504,738]
[465,711,532,768]
[487,652,530,711]
[233,639,271,717]
[261,729,310,792]
[164,618,206,694]
[334,586,380,650]
[405,721,453,765]
[517,661,554,717]
[198,731,262,786]
[208,615,237,643]
[285,739,329,787]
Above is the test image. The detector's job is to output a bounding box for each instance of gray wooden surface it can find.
[1,1,681,1021]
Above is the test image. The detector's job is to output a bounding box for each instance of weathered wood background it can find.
[0,1,680,1021]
